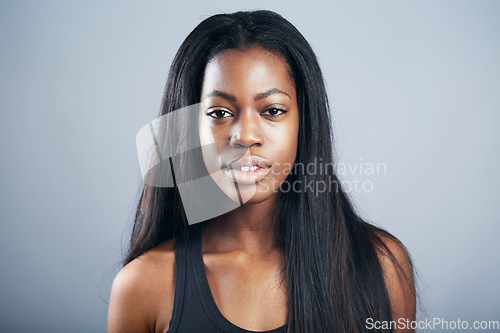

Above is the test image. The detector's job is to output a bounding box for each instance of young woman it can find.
[108,10,416,333]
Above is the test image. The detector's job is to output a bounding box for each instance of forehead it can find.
[202,48,295,98]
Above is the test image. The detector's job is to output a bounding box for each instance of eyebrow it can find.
[202,88,291,102]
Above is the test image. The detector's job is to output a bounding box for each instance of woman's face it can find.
[199,47,299,204]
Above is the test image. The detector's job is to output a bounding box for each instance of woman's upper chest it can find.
[202,250,288,331]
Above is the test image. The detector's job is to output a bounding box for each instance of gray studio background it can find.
[1,1,498,332]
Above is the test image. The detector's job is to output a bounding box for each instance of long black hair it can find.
[125,10,414,333]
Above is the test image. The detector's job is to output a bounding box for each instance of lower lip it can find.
[225,167,271,184]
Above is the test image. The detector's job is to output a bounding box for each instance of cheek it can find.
[274,118,299,162]
[282,131,298,165]
[199,117,231,148]
[266,119,299,180]
[199,117,220,176]
[199,117,214,146]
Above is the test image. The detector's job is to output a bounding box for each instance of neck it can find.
[202,195,280,258]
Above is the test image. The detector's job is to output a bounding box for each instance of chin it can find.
[235,182,280,205]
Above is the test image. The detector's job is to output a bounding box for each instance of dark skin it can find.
[199,47,299,206]
[107,47,416,333]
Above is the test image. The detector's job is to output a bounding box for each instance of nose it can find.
[229,111,264,148]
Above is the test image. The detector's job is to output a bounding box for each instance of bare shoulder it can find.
[107,238,177,333]
[373,230,416,331]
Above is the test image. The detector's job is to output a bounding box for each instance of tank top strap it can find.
[168,223,220,332]
[165,228,189,332]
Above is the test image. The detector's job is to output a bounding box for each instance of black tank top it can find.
[166,222,289,333]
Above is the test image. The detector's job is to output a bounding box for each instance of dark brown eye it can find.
[207,108,233,119]
[262,107,287,117]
